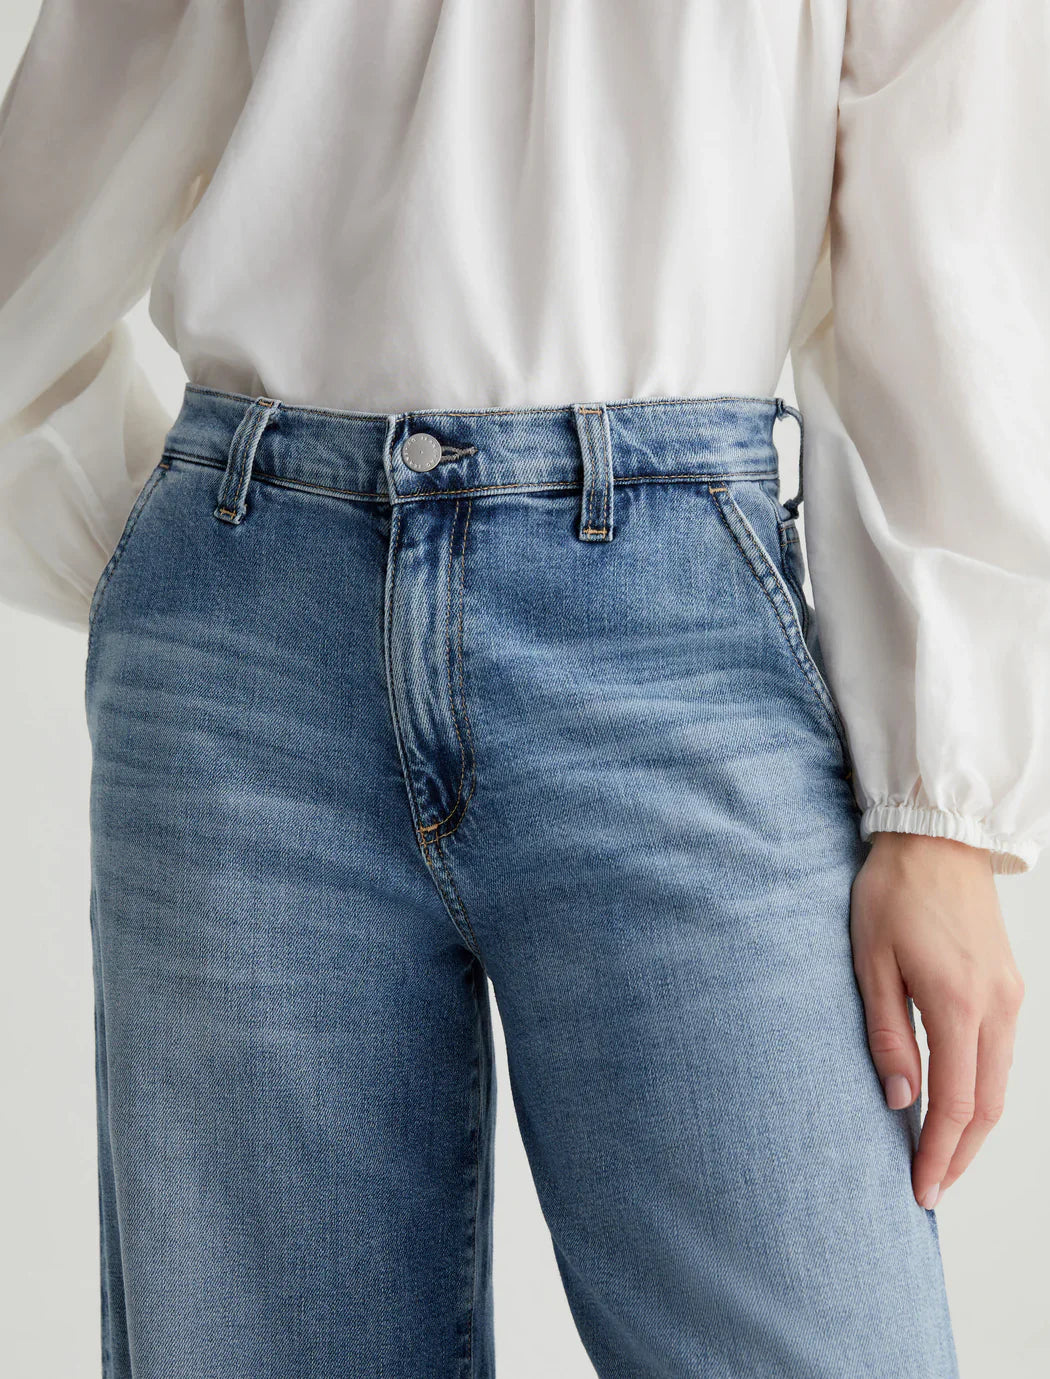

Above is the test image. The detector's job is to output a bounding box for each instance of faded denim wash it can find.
[84,383,959,1377]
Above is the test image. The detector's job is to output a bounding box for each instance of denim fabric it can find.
[84,383,959,1378]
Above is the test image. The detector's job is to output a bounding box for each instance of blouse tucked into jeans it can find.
[1,1,1048,874]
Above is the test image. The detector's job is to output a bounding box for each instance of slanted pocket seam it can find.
[776,513,811,641]
[707,481,850,770]
[87,459,171,646]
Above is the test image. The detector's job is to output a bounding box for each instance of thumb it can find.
[853,948,922,1111]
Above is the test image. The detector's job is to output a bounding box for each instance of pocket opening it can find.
[775,512,811,640]
[706,480,850,769]
[86,458,171,643]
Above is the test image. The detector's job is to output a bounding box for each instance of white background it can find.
[2,5,1047,1375]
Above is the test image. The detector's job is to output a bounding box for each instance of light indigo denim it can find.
[84,383,959,1378]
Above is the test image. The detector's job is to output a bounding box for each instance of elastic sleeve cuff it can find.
[859,803,1040,877]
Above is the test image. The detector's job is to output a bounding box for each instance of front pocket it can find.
[706,479,850,767]
[87,457,171,640]
[776,516,811,640]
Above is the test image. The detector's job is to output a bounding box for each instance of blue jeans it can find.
[85,383,958,1378]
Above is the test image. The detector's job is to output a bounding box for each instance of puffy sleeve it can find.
[0,0,249,630]
[791,1,1050,875]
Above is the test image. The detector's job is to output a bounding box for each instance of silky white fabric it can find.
[1,2,1048,874]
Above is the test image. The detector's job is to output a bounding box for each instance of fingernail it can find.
[921,1183,941,1211]
[884,1074,913,1110]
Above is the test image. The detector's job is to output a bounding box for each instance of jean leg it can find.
[440,478,957,1377]
[86,461,496,1378]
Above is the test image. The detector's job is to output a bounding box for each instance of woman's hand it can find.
[849,831,1025,1211]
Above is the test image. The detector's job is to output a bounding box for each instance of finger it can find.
[912,1002,980,1210]
[939,1007,1019,1193]
[853,947,922,1111]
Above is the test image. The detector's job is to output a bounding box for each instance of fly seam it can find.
[419,497,477,839]
[419,501,467,834]
[443,500,468,817]
[454,498,478,813]
[422,499,478,842]
[385,505,415,808]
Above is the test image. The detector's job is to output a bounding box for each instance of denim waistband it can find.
[163,383,785,503]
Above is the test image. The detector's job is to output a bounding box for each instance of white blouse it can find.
[1,1,1049,875]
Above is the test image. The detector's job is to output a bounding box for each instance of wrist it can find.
[869,829,993,870]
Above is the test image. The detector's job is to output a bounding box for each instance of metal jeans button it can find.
[401,432,443,473]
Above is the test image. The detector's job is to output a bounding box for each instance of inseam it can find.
[465,954,484,1378]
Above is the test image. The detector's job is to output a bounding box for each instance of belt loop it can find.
[775,397,804,520]
[571,402,615,542]
[213,396,281,524]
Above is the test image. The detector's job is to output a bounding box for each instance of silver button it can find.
[401,431,443,473]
